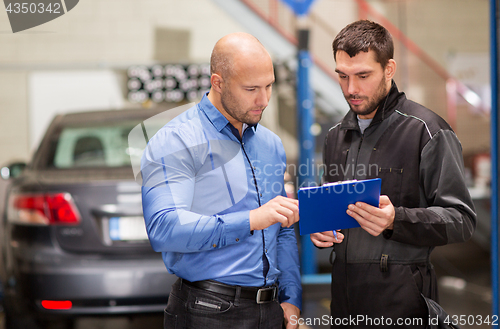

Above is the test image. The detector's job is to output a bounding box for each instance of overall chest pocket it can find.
[377,168,403,207]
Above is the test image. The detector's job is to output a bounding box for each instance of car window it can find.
[52,123,142,168]
[41,108,187,170]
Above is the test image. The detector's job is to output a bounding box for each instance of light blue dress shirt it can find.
[141,94,302,309]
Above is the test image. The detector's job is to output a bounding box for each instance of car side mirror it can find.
[0,162,27,180]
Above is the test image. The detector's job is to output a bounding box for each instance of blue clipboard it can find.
[298,178,381,235]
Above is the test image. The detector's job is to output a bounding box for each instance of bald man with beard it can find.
[141,33,302,329]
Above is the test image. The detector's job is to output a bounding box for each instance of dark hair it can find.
[332,20,394,68]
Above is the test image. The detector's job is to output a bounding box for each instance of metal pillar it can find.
[297,29,317,275]
[490,0,499,325]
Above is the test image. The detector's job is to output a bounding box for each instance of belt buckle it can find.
[255,286,276,304]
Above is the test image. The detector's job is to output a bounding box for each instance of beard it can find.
[220,86,264,126]
[346,77,388,117]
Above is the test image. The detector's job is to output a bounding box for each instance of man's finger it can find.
[317,231,336,242]
[349,203,384,224]
[356,201,392,221]
[311,238,334,247]
[276,205,294,218]
[275,195,298,203]
[274,212,288,227]
[348,207,375,227]
[379,195,391,205]
[279,198,299,211]
[347,204,370,220]
[274,199,299,227]
[278,206,298,227]
[353,202,382,216]
[291,205,300,225]
[348,209,385,236]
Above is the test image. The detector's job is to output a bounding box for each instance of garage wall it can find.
[368,0,490,155]
[0,0,244,64]
[0,72,29,163]
[0,0,246,165]
[28,71,126,149]
[0,0,492,165]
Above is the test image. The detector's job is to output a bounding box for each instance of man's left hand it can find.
[281,302,300,329]
[346,195,395,236]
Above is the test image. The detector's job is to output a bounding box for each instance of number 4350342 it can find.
[6,2,62,14]
[444,314,498,326]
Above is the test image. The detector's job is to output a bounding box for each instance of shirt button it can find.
[265,249,268,253]
[212,244,216,248]
[260,193,263,197]
[236,238,239,242]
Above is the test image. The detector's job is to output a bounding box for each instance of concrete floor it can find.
[431,240,492,329]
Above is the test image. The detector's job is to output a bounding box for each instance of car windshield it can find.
[48,119,164,169]
[51,123,134,168]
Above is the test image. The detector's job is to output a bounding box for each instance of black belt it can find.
[182,279,277,304]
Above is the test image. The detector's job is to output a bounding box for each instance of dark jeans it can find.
[164,279,284,329]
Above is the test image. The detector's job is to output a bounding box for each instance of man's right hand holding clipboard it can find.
[310,194,395,247]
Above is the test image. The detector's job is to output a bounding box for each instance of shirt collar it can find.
[199,92,229,132]
[199,92,259,134]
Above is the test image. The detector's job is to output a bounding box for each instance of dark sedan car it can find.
[0,106,187,328]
